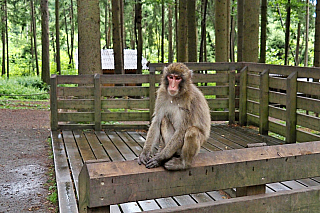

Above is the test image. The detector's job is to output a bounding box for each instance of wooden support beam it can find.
[228,71,236,124]
[145,185,320,213]
[239,66,248,126]
[286,71,297,143]
[79,141,320,212]
[50,75,58,131]
[259,69,269,135]
[149,68,156,122]
[94,74,101,131]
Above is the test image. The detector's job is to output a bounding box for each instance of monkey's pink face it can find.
[167,74,182,96]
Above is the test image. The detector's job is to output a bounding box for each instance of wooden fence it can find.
[50,62,320,143]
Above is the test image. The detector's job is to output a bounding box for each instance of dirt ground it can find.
[0,105,57,212]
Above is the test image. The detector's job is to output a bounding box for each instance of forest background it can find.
[0,0,319,100]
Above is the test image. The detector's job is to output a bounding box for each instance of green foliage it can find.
[0,76,49,100]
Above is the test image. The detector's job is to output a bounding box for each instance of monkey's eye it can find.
[175,76,182,80]
[168,75,174,79]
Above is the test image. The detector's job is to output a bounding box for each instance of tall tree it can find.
[135,0,142,74]
[1,0,6,76]
[314,0,320,67]
[259,0,267,63]
[215,0,229,62]
[168,2,173,63]
[187,0,197,62]
[284,0,291,65]
[77,0,102,75]
[30,0,39,76]
[199,0,208,62]
[243,0,259,62]
[304,0,309,66]
[161,0,165,63]
[177,0,187,62]
[55,0,61,74]
[41,0,50,84]
[112,0,124,74]
[237,0,244,62]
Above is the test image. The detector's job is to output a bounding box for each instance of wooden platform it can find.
[51,124,320,213]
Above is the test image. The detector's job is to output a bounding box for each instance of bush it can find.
[0,76,49,100]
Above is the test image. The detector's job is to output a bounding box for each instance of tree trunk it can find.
[314,0,320,67]
[168,3,173,63]
[295,22,301,66]
[215,0,229,62]
[41,0,50,84]
[69,0,75,66]
[112,0,124,74]
[55,0,61,74]
[177,0,187,62]
[187,0,197,62]
[1,0,6,76]
[199,0,207,62]
[161,0,165,63]
[243,0,259,62]
[284,0,291,65]
[31,0,39,76]
[230,0,235,62]
[237,0,244,62]
[259,0,267,63]
[304,0,309,67]
[135,0,142,74]
[77,0,102,75]
[175,0,178,61]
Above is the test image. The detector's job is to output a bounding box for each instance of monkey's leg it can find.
[164,126,205,170]
[159,116,175,152]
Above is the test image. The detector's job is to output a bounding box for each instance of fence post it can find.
[286,71,298,143]
[149,67,156,122]
[50,74,58,131]
[94,74,102,131]
[239,66,248,126]
[259,69,269,135]
[229,71,236,124]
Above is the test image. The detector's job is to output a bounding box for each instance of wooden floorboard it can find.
[52,124,320,213]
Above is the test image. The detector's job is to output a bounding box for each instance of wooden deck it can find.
[51,124,320,213]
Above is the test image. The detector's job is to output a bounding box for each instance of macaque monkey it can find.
[138,63,211,170]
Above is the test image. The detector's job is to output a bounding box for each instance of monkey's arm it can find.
[138,117,161,165]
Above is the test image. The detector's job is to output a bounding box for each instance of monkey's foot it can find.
[164,157,189,170]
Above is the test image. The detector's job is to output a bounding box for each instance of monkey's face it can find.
[167,74,182,96]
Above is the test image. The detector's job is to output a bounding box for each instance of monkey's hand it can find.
[145,155,162,169]
[138,151,152,165]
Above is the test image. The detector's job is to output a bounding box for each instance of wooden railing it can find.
[50,62,320,143]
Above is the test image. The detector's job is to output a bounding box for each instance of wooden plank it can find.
[210,111,230,121]
[58,112,94,122]
[57,74,94,84]
[207,98,229,109]
[79,141,320,208]
[269,77,286,91]
[100,74,149,84]
[297,96,320,114]
[228,71,236,124]
[62,130,83,196]
[155,197,178,209]
[297,113,320,132]
[239,66,248,126]
[173,195,197,206]
[57,87,94,97]
[138,200,160,211]
[101,86,149,97]
[84,132,110,160]
[286,71,297,143]
[107,132,137,160]
[95,131,125,162]
[269,91,286,106]
[149,62,242,72]
[51,131,78,213]
[209,131,244,150]
[73,130,96,162]
[50,75,58,130]
[116,131,143,156]
[259,69,269,135]
[102,99,149,109]
[192,73,229,83]
[199,86,229,96]
[144,185,320,213]
[58,99,94,110]
[102,112,150,121]
[297,80,320,96]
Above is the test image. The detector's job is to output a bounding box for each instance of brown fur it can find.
[138,63,211,170]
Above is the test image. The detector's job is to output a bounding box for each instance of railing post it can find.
[94,74,102,131]
[149,67,156,122]
[229,71,236,124]
[286,71,298,143]
[259,69,269,135]
[50,74,58,131]
[239,66,248,126]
